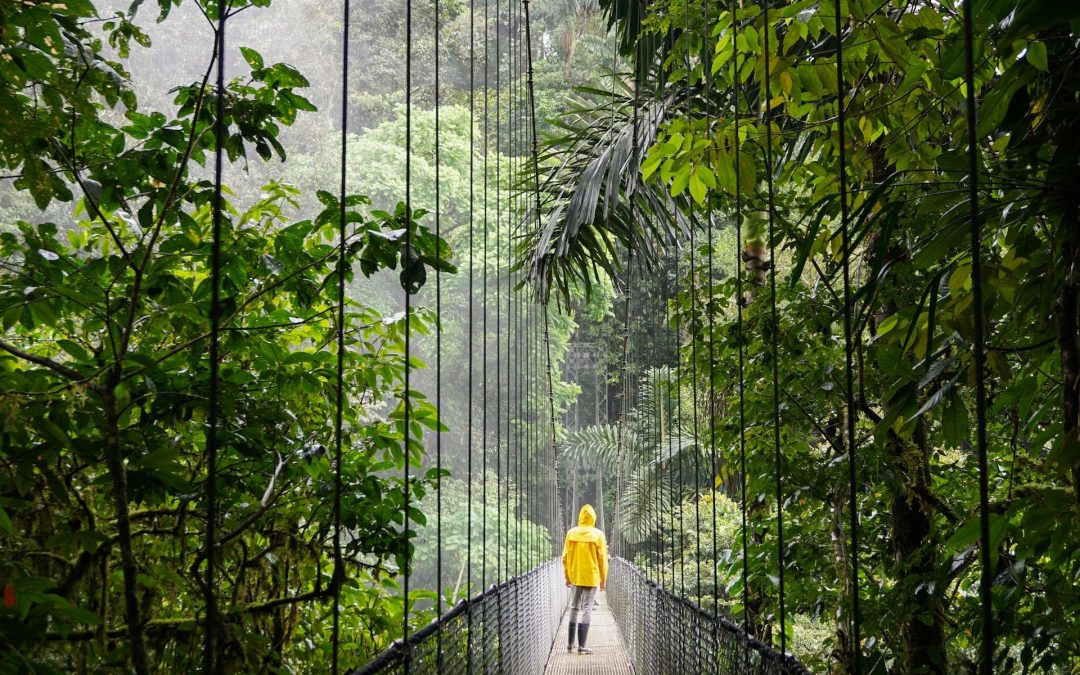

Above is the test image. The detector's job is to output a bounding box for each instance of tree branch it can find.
[0,338,99,390]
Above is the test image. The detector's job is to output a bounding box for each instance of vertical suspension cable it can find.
[543,306,562,544]
[656,254,665,591]
[508,0,518,580]
[691,222,702,607]
[402,0,414,659]
[494,0,503,589]
[434,0,444,660]
[666,251,681,672]
[653,289,661,621]
[331,1,351,671]
[701,0,720,664]
[520,9,529,575]
[683,0,703,609]
[493,1,506,663]
[654,270,664,586]
[675,247,686,610]
[832,1,860,672]
[523,0,556,553]
[504,1,514,583]
[481,0,490,597]
[517,0,526,575]
[730,0,751,661]
[526,296,532,568]
[627,15,648,578]
[761,0,788,653]
[609,0,629,558]
[665,243,679,606]
[504,2,514,580]
[204,3,227,672]
[466,0,475,660]
[961,0,993,671]
[517,10,525,576]
[673,239,682,673]
[616,250,633,559]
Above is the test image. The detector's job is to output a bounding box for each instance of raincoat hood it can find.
[577,504,596,528]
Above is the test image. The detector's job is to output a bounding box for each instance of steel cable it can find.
[332,1,352,671]
[729,0,752,667]
[466,0,476,664]
[761,0,788,653]
[403,0,414,660]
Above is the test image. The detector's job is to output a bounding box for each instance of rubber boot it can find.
[577,623,592,654]
[567,621,577,652]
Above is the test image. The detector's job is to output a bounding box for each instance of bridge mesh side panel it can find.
[354,560,564,674]
[607,557,811,675]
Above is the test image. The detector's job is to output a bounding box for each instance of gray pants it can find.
[568,585,597,625]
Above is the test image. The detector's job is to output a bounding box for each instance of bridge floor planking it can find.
[544,590,634,674]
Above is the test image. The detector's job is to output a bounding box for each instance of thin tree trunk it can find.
[596,469,605,531]
[1058,204,1080,503]
[103,389,151,675]
[572,470,578,520]
[888,422,946,674]
[829,485,852,674]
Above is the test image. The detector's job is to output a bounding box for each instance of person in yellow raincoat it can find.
[561,504,608,654]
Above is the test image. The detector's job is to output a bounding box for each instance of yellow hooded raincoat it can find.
[562,505,609,588]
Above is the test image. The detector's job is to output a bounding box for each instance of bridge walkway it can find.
[544,590,634,674]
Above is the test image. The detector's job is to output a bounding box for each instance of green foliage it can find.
[534,0,1080,671]
[0,2,462,671]
[410,473,553,601]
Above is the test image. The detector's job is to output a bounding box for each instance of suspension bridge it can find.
[145,0,995,670]
[1,0,1028,668]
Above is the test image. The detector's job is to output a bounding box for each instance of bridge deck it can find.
[544,590,633,674]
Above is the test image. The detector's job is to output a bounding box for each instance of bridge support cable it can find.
[680,0,705,620]
[663,252,679,671]
[493,0,503,598]
[465,0,476,662]
[332,0,353,671]
[726,0,754,665]
[615,247,633,560]
[434,0,445,662]
[481,0,491,603]
[653,274,665,591]
[403,0,415,663]
[701,0,721,664]
[522,0,562,549]
[761,0,788,655]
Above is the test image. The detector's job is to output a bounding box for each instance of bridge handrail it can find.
[609,556,812,674]
[351,559,564,674]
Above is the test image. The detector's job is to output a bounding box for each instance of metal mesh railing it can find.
[608,557,811,675]
[353,559,565,674]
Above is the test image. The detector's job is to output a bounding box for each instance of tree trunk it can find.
[103,389,151,675]
[742,239,768,305]
[571,470,579,520]
[888,421,946,674]
[829,485,852,674]
[596,469,606,531]
[1058,204,1080,503]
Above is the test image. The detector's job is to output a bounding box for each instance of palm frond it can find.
[520,87,689,304]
